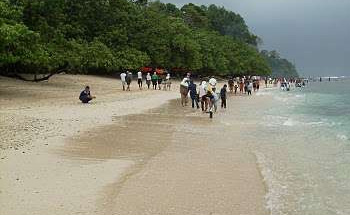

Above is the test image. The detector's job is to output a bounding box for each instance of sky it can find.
[159,0,350,77]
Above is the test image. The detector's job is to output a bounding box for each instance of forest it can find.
[261,50,299,78]
[0,0,298,79]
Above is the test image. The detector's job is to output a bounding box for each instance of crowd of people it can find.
[120,71,172,91]
[179,74,262,118]
[78,72,264,119]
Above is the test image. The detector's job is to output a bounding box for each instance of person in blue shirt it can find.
[79,86,95,103]
[188,80,199,109]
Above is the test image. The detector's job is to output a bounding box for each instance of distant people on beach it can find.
[247,81,253,95]
[220,84,227,109]
[188,80,199,109]
[157,74,163,90]
[199,81,208,112]
[120,72,127,91]
[180,77,189,107]
[79,86,96,103]
[137,70,143,89]
[146,72,151,89]
[165,73,171,91]
[207,77,218,118]
[228,78,234,93]
[125,71,132,91]
[234,83,238,95]
[239,80,244,94]
[151,72,158,90]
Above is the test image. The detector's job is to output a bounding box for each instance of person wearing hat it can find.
[207,77,217,118]
[199,81,208,112]
[180,77,189,107]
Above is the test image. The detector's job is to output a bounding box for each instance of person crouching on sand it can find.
[180,77,189,107]
[79,86,96,103]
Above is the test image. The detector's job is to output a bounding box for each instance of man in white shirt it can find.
[120,72,127,91]
[137,71,143,89]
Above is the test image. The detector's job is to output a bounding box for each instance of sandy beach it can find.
[0,74,268,215]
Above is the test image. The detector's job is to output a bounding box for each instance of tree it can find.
[1,0,277,80]
[261,50,299,78]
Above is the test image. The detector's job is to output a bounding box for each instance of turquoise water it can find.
[231,80,350,215]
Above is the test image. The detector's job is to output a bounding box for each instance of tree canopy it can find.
[0,0,297,78]
[261,50,299,78]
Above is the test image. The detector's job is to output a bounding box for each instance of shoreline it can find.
[0,74,269,215]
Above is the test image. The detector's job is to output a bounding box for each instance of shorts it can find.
[122,81,126,86]
[138,79,142,84]
[80,97,92,103]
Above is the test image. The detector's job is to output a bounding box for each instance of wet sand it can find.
[62,100,268,215]
[0,75,268,215]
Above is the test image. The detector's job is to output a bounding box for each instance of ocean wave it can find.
[336,134,348,141]
[254,152,289,215]
[262,112,334,128]
[295,94,305,98]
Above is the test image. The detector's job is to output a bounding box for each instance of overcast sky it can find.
[160,0,350,77]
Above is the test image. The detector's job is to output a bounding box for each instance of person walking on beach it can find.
[228,78,234,93]
[151,72,158,90]
[157,75,163,90]
[125,72,132,91]
[234,83,238,95]
[199,81,208,112]
[239,80,244,94]
[79,86,96,103]
[188,80,199,109]
[180,77,189,107]
[137,70,143,89]
[244,81,249,94]
[247,81,253,95]
[165,73,171,90]
[207,77,217,118]
[220,84,227,109]
[120,72,127,91]
[146,72,151,89]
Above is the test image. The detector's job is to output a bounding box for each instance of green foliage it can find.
[0,0,279,77]
[261,50,299,78]
[206,4,258,46]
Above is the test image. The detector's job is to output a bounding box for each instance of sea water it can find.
[224,80,350,215]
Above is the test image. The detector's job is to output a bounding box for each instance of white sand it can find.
[0,75,178,215]
[0,75,268,215]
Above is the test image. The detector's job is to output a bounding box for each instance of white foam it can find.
[336,134,348,141]
[283,118,297,127]
[254,152,289,215]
